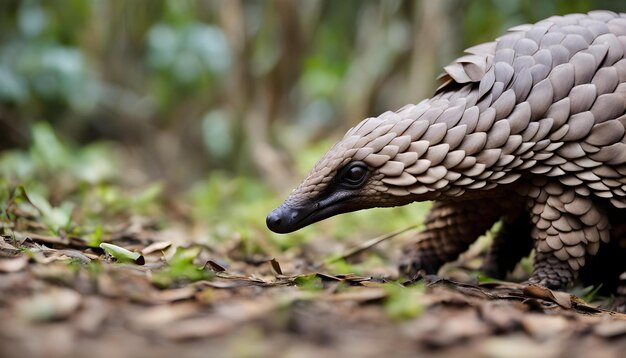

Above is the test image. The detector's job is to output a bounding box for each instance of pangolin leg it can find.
[609,220,626,312]
[398,198,503,278]
[482,214,533,279]
[520,179,610,288]
[529,252,578,288]
[579,213,626,294]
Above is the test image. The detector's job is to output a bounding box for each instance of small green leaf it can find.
[99,243,144,265]
[18,186,73,232]
[86,225,103,247]
[575,284,603,302]
[384,282,425,320]
[294,274,323,291]
[478,273,500,284]
[151,247,214,287]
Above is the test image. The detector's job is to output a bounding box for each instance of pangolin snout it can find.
[268,190,360,233]
[266,210,282,230]
[266,205,302,234]
[266,208,284,233]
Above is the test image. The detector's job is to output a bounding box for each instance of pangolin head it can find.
[267,106,443,234]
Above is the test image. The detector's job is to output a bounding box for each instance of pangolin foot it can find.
[526,252,576,289]
[398,247,443,278]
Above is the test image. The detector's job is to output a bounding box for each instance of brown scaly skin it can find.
[579,210,626,301]
[267,11,626,292]
[398,194,527,278]
[398,198,510,275]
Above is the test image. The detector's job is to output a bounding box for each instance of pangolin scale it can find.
[267,11,626,289]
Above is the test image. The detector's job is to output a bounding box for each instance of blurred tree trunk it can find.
[222,0,307,191]
[0,0,473,190]
[0,107,30,150]
[407,0,461,103]
[342,2,403,130]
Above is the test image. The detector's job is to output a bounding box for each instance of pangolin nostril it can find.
[266,211,282,231]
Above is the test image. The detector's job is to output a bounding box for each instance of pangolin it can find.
[266,11,626,289]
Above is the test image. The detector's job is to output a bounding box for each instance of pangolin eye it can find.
[339,161,368,188]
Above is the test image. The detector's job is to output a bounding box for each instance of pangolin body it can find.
[267,11,626,288]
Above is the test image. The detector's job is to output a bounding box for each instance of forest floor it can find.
[3,201,626,358]
[2,128,626,358]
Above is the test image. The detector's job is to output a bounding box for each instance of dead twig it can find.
[325,225,418,264]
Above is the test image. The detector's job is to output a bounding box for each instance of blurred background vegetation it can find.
[1,0,624,262]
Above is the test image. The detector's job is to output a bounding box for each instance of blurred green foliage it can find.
[0,122,117,184]
[152,246,215,287]
[1,0,624,260]
[0,123,165,240]
[384,282,426,320]
[1,0,622,178]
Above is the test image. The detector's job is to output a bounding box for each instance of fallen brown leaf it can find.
[73,296,110,334]
[0,255,28,272]
[520,313,571,339]
[160,316,235,340]
[16,288,82,322]
[0,238,18,250]
[594,320,626,338]
[322,287,387,303]
[130,302,201,331]
[482,335,563,358]
[523,284,573,309]
[150,286,198,303]
[269,258,283,275]
[141,240,172,255]
[204,260,226,272]
[39,247,91,264]
[14,231,68,246]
